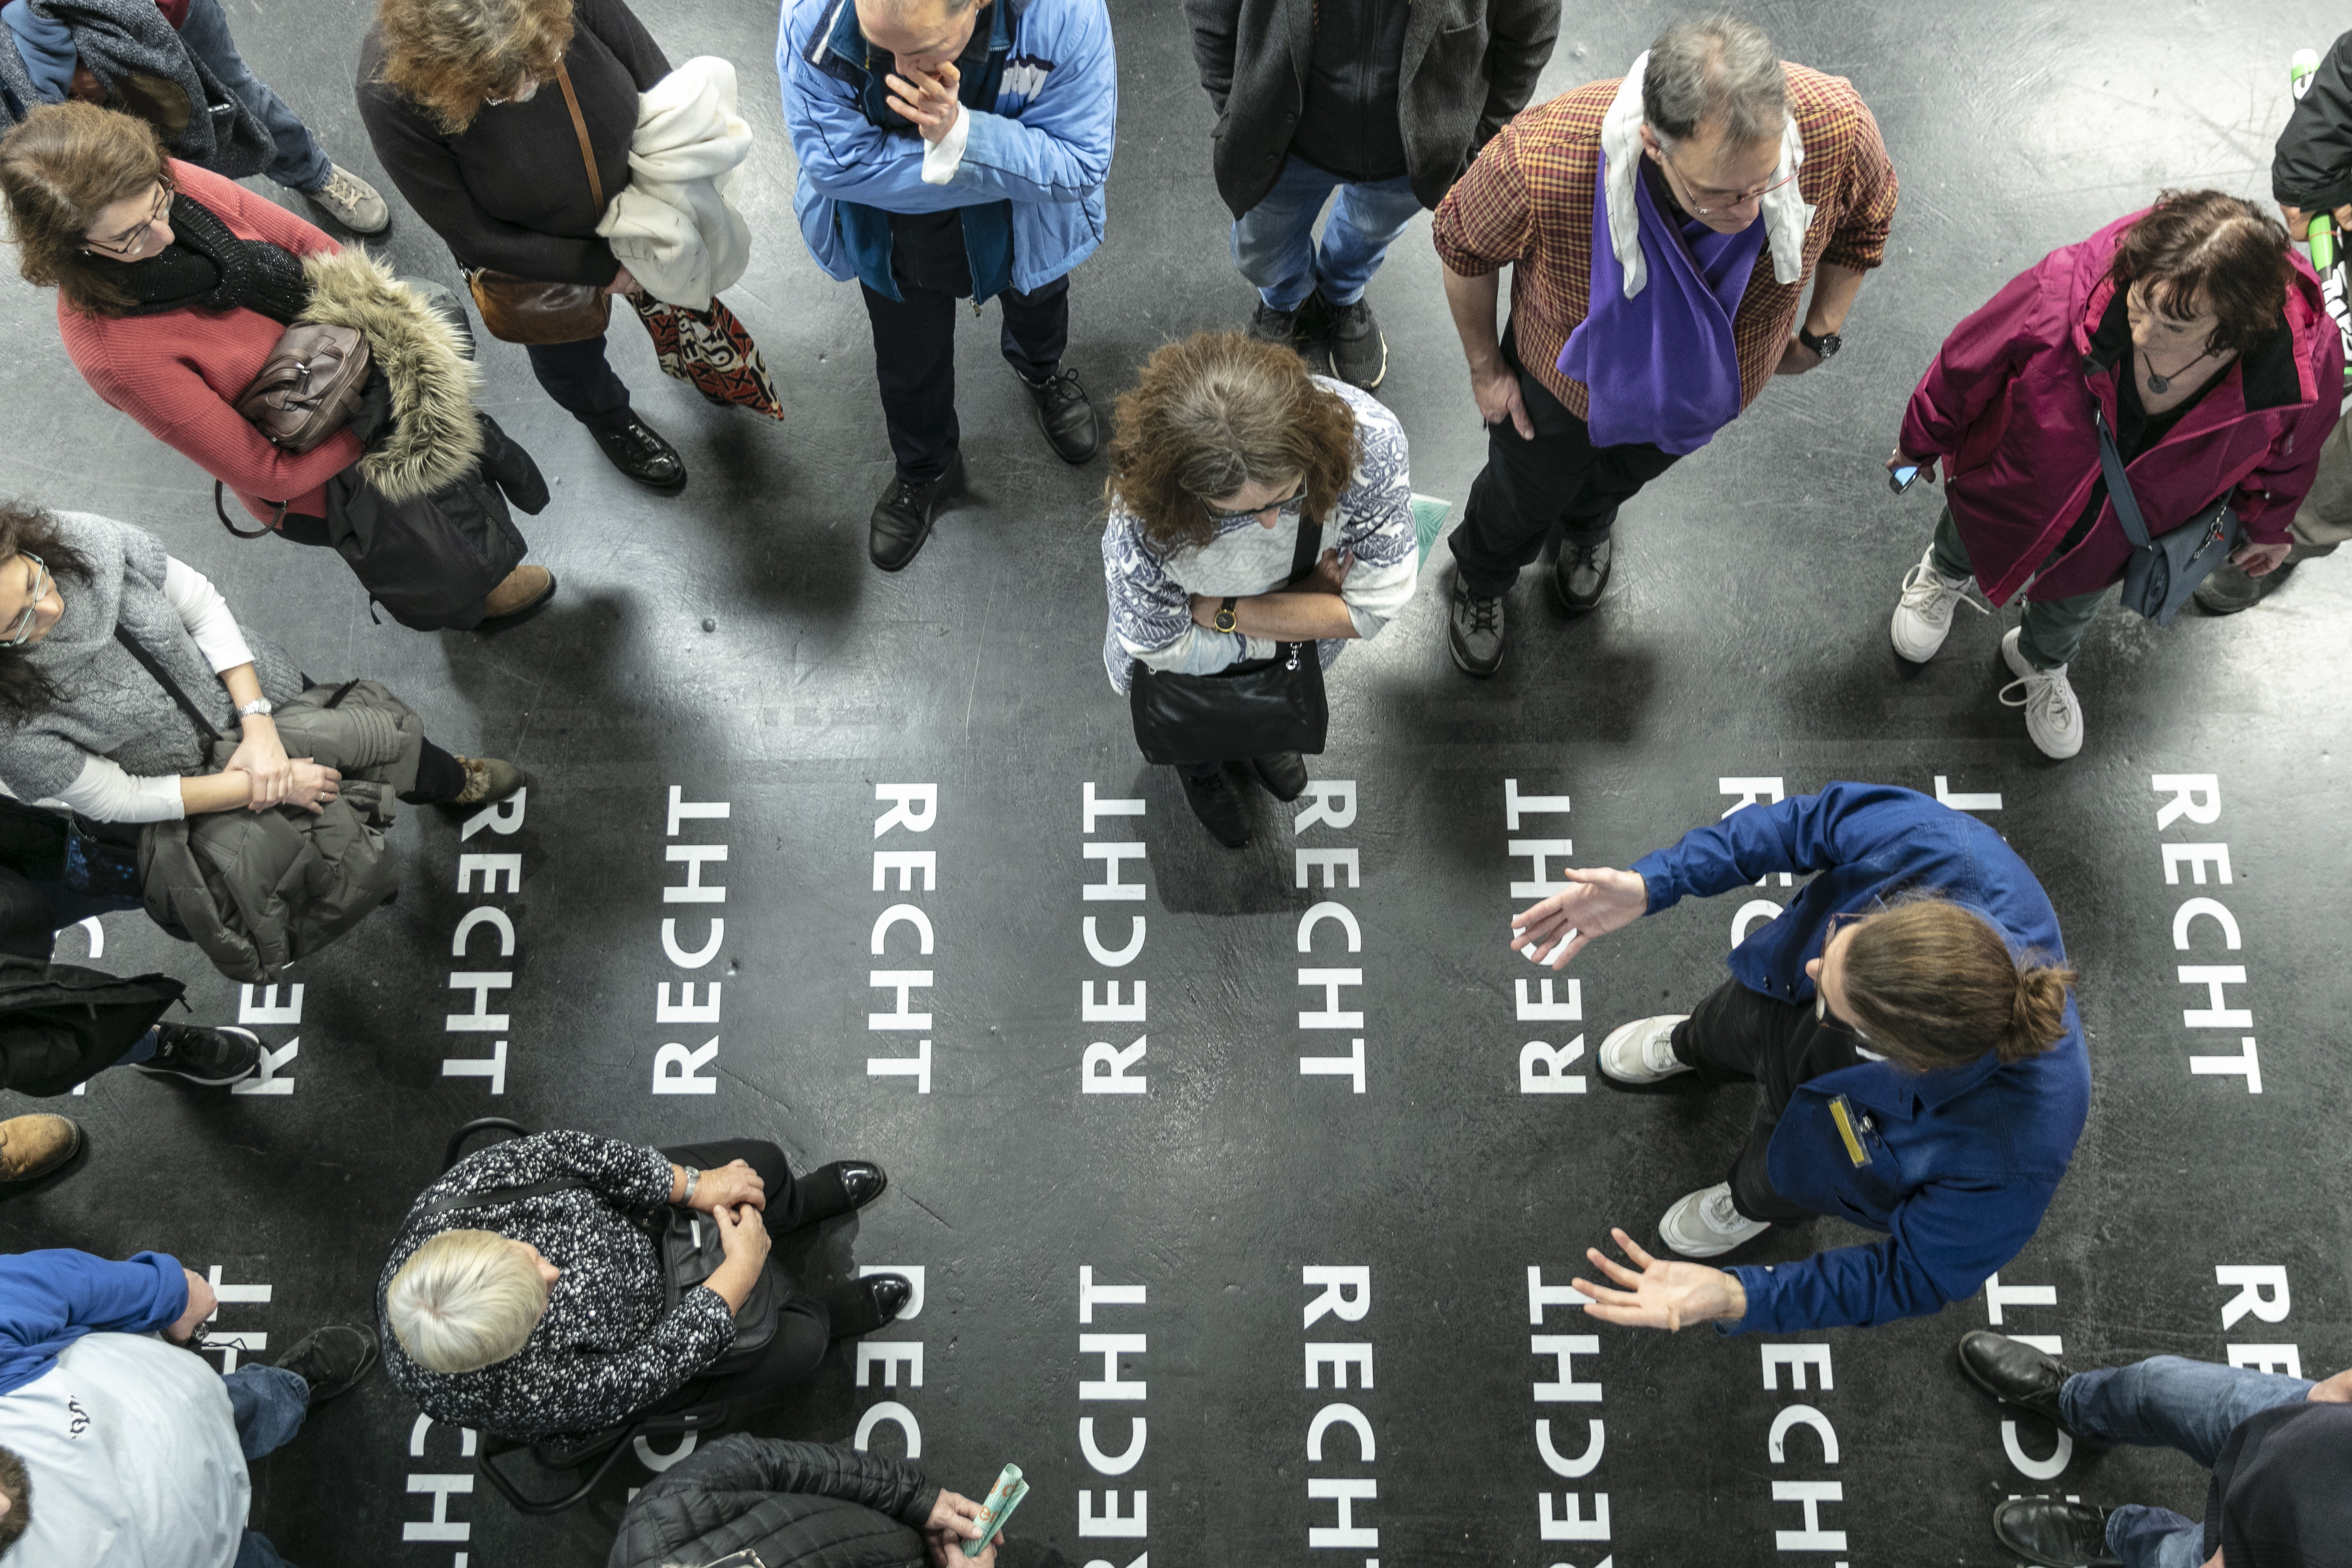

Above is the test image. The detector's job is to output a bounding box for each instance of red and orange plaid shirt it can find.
[1433,65,1899,423]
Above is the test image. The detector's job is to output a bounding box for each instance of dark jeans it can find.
[225,1363,313,1568]
[647,1138,831,1420]
[526,331,633,429]
[1447,328,1680,597]
[1669,977,1869,1223]
[177,0,330,195]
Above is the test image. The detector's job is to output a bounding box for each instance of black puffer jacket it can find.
[608,1438,1069,1568]
[2278,31,2352,212]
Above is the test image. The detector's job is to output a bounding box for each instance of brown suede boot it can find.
[481,565,556,621]
[0,1114,82,1183]
[451,757,525,807]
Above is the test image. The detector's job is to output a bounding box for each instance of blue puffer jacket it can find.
[779,0,1116,299]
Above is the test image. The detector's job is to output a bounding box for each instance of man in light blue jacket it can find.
[781,0,1117,571]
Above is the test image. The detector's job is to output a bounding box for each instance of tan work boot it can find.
[451,757,525,807]
[480,565,556,622]
[0,1114,83,1183]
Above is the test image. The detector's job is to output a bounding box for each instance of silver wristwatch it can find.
[681,1165,701,1204]
[235,698,274,719]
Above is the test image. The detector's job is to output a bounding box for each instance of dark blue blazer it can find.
[1630,782,2091,1334]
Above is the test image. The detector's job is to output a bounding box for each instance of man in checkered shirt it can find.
[1431,14,1897,675]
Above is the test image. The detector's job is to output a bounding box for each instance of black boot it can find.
[273,1324,378,1403]
[797,1160,889,1225]
[824,1273,915,1338]
[1178,766,1250,848]
[1021,367,1101,464]
[1551,533,1613,613]
[870,454,966,572]
[1250,752,1309,802]
[1991,1500,2120,1568]
[1955,1330,2075,1430]
[588,413,687,493]
[138,1023,261,1088]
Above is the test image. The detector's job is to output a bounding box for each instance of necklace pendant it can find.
[2148,371,2171,394]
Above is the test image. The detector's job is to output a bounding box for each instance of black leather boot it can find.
[870,454,966,571]
[798,1160,889,1224]
[588,413,687,493]
[1021,368,1101,464]
[824,1273,915,1337]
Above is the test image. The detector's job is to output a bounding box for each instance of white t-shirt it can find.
[0,1332,248,1567]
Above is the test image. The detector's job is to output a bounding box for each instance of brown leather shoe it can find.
[0,1115,83,1183]
[481,565,556,622]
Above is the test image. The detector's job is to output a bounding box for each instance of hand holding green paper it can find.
[965,1464,1028,1558]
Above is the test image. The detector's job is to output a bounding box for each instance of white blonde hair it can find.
[385,1229,549,1374]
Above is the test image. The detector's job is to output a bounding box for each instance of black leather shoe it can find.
[870,454,965,572]
[799,1159,890,1224]
[1246,299,1304,354]
[1022,367,1101,464]
[1315,290,1387,390]
[1552,533,1613,613]
[1178,767,1250,848]
[273,1324,378,1404]
[138,1023,261,1087]
[824,1272,915,1338]
[1448,572,1506,678]
[1957,1330,2075,1430]
[1991,1499,2119,1567]
[1250,752,1308,801]
[588,413,687,493]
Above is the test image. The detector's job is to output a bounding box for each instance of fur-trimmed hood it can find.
[297,248,481,504]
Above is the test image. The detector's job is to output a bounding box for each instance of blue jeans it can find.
[224,1365,311,1568]
[1230,156,1423,311]
[175,0,331,194]
[2061,1356,2314,1568]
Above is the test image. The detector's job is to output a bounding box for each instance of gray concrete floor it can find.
[2,0,2349,1563]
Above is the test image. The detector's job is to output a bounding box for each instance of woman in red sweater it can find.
[0,102,552,623]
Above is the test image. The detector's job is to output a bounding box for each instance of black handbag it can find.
[2092,403,2242,626]
[1128,512,1331,765]
[416,1177,779,1376]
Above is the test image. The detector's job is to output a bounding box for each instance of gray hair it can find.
[1641,15,1787,149]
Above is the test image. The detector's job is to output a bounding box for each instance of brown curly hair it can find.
[0,103,175,317]
[373,0,578,135]
[1105,331,1359,553]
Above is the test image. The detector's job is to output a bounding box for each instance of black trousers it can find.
[402,741,468,806]
[860,208,1069,484]
[1669,978,1869,1224]
[525,330,633,429]
[647,1137,831,1418]
[1446,326,1681,597]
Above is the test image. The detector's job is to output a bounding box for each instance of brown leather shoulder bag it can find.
[233,320,370,453]
[465,62,615,345]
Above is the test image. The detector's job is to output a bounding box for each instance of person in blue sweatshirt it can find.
[1505,781,2091,1336]
[780,0,1116,572]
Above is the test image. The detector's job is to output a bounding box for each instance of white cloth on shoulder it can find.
[1599,49,1815,300]
[595,56,754,311]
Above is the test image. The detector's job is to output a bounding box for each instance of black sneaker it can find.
[273,1324,378,1403]
[1250,752,1308,802]
[1246,299,1305,355]
[869,454,967,572]
[1551,533,1613,614]
[588,413,688,493]
[1020,367,1101,464]
[1178,766,1251,848]
[2194,555,2295,615]
[1448,572,1506,678]
[1315,290,1387,390]
[137,1023,261,1088]
[823,1273,914,1338]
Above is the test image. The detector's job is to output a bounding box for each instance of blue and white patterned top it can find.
[1099,378,1416,693]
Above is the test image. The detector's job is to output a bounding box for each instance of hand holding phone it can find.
[1886,449,1937,494]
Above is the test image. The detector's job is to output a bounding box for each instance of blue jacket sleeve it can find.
[945,1,1117,206]
[0,1249,188,1394]
[1629,783,1947,914]
[1722,1174,2046,1334]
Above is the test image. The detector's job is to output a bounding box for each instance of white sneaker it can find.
[1597,1015,1693,1083]
[1889,546,1986,662]
[1658,1182,1772,1259]
[2000,627,2085,759]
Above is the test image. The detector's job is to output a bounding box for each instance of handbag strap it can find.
[416,1175,590,1222]
[2091,404,2157,551]
[112,626,230,746]
[553,62,605,213]
[213,480,283,542]
[1283,509,1325,588]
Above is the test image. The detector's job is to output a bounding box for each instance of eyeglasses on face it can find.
[1202,485,1307,527]
[4,554,52,648]
[1813,909,1873,1038]
[85,184,169,257]
[1659,145,1800,214]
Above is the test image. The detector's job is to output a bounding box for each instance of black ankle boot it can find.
[588,413,687,492]
[824,1273,914,1338]
[1178,767,1250,848]
[798,1160,889,1224]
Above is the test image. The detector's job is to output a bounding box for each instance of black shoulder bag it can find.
[415,1177,778,1376]
[2092,403,2242,626]
[1127,512,1331,765]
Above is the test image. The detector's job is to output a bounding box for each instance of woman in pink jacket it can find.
[1886,191,2342,759]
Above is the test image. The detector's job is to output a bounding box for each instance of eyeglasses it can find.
[85,184,169,257]
[4,554,51,648]
[1813,909,1872,1037]
[1658,145,1800,215]
[1202,486,1307,527]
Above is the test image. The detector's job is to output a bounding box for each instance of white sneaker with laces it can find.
[2000,627,2085,759]
[1889,546,1986,662]
[309,164,389,235]
[1597,1015,1693,1083]
[1658,1182,1772,1259]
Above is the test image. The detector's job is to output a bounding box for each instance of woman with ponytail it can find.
[1502,781,2091,1337]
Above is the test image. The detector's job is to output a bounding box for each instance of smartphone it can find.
[1887,463,1921,495]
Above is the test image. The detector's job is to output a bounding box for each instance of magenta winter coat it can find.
[1898,209,2342,606]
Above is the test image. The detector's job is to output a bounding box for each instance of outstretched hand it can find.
[1570,1228,1745,1332]
[1507,866,1648,970]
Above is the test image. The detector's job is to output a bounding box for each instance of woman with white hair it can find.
[377,1129,911,1439]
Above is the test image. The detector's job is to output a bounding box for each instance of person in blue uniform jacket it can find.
[1505,781,2091,1336]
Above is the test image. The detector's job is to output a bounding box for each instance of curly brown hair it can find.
[0,103,175,318]
[0,499,93,719]
[2110,189,2291,359]
[374,0,578,135]
[1105,331,1359,553]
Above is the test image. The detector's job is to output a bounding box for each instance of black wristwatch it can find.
[1798,324,1842,361]
[1213,596,1239,634]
